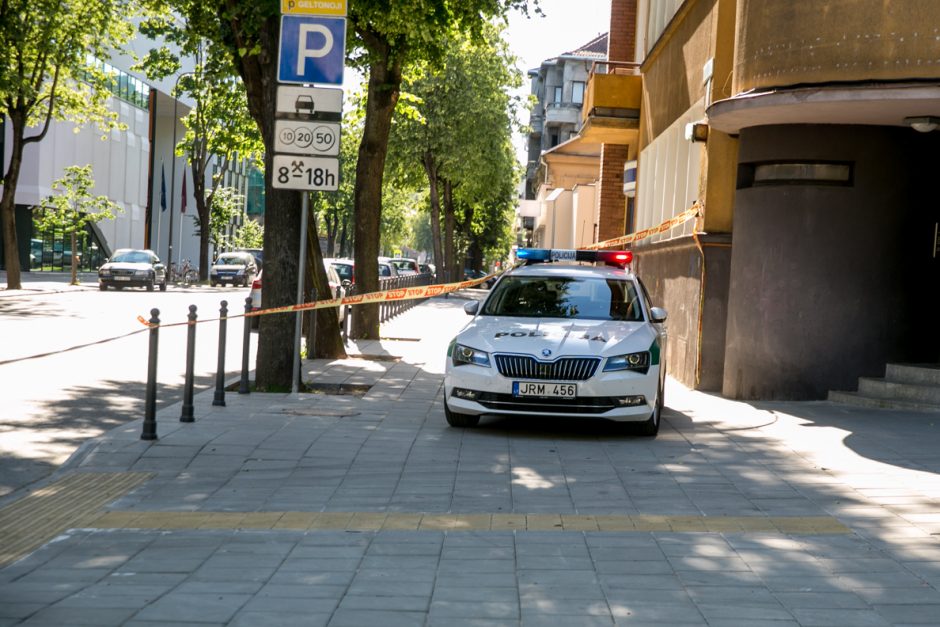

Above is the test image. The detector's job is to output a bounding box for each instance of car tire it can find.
[211,281,218,287]
[637,379,663,437]
[146,279,155,292]
[99,283,107,291]
[159,279,167,292]
[444,399,480,428]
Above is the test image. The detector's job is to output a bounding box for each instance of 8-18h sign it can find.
[272,155,339,191]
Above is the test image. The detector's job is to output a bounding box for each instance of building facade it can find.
[0,35,261,276]
[591,0,940,400]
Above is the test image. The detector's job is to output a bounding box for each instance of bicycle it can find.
[169,259,199,286]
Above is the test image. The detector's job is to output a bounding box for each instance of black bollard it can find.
[239,296,252,394]
[213,300,228,407]
[180,305,197,422]
[142,308,160,440]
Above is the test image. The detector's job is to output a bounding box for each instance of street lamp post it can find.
[167,71,194,268]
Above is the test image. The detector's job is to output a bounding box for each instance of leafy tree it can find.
[388,22,523,283]
[35,165,122,285]
[0,0,138,289]
[345,0,536,338]
[142,0,536,389]
[231,217,264,249]
[192,185,243,250]
[136,24,263,282]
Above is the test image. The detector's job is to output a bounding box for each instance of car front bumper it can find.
[444,362,660,422]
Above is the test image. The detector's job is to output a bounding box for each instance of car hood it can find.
[100,262,153,271]
[455,317,658,358]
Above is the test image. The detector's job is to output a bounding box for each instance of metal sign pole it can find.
[291,191,309,393]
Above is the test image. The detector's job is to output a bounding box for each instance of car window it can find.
[111,251,152,264]
[216,255,248,266]
[379,263,391,277]
[481,276,642,321]
[331,263,353,282]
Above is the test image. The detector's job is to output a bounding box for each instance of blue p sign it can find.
[278,15,346,85]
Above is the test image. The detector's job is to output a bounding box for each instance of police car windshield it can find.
[481,276,643,321]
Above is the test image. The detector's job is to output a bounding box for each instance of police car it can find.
[443,248,667,435]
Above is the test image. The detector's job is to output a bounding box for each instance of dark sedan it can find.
[98,249,168,291]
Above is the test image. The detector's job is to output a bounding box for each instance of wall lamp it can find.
[685,120,709,142]
[904,116,940,133]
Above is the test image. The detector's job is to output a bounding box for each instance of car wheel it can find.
[637,379,663,437]
[159,279,167,292]
[99,283,107,291]
[444,399,480,428]
[146,279,155,292]
[211,281,218,287]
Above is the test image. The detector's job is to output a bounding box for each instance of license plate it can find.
[115,276,131,281]
[513,381,576,398]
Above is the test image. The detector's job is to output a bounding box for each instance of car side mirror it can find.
[463,301,479,316]
[650,307,667,323]
[341,279,352,288]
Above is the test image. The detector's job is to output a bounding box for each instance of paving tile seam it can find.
[84,511,852,534]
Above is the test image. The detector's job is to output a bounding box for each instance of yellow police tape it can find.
[581,202,702,250]
[136,272,496,328]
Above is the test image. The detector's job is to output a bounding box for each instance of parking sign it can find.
[278,15,346,85]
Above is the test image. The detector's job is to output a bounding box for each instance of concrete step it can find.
[827,390,940,412]
[857,377,940,405]
[885,363,940,386]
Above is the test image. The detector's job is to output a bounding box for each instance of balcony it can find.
[579,61,642,145]
[545,102,582,126]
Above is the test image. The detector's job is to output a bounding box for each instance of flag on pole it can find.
[160,163,167,212]
[181,171,187,213]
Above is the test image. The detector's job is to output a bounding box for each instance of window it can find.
[572,81,585,105]
[553,86,562,103]
[737,161,854,188]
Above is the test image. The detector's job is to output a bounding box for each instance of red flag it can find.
[181,172,187,213]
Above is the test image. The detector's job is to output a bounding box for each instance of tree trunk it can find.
[351,35,403,339]
[70,231,78,284]
[1,113,26,289]
[305,204,346,359]
[422,151,444,284]
[235,13,302,391]
[191,162,211,280]
[443,179,457,282]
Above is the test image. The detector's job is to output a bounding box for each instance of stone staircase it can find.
[828,364,940,412]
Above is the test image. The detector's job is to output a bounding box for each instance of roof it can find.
[565,32,608,59]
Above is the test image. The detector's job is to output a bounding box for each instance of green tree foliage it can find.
[136,19,262,282]
[35,165,122,285]
[388,22,523,282]
[231,217,264,250]
[0,0,138,289]
[192,186,243,250]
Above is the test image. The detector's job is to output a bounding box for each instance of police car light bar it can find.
[516,248,633,266]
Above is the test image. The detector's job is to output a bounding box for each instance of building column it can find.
[597,144,628,243]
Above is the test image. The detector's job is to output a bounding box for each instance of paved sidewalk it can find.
[0,270,101,297]
[1,293,940,626]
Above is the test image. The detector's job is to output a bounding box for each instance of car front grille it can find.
[493,354,600,381]
[110,268,137,277]
[476,392,617,414]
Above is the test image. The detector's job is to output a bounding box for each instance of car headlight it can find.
[99,268,110,276]
[451,343,491,368]
[236,268,245,275]
[603,351,650,373]
[135,270,151,277]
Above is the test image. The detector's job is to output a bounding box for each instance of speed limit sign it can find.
[274,120,340,156]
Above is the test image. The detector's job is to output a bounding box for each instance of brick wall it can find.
[608,0,637,63]
[598,144,628,242]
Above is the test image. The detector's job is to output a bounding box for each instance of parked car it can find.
[378,258,399,278]
[388,257,419,275]
[325,258,355,285]
[98,249,167,291]
[210,251,259,287]
[443,248,667,435]
[464,268,496,289]
[248,263,346,330]
[236,247,263,270]
[418,262,436,276]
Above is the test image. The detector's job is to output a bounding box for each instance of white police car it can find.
[443,249,667,435]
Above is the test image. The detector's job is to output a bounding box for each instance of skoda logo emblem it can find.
[541,348,552,357]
